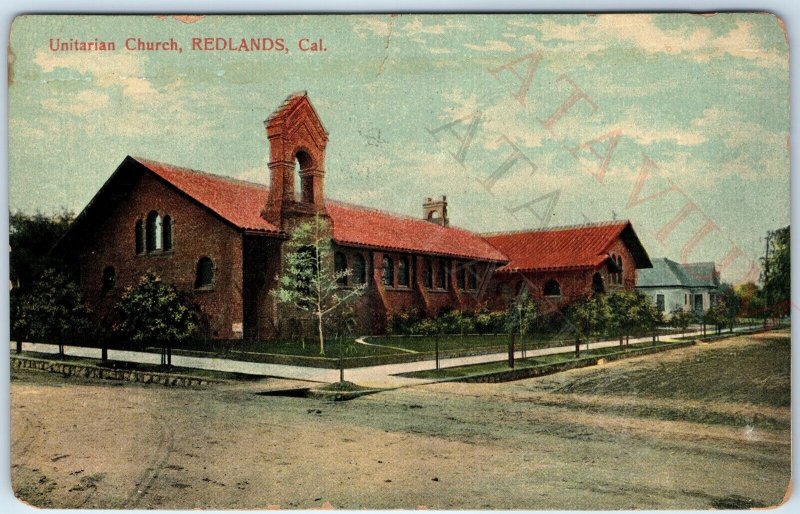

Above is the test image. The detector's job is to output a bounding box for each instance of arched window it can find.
[617,255,624,285]
[352,254,366,285]
[592,272,605,294]
[398,257,409,287]
[424,258,433,289]
[146,211,162,253]
[610,253,619,284]
[135,219,145,255]
[101,266,115,292]
[438,260,448,289]
[295,151,314,204]
[195,257,214,289]
[543,279,561,297]
[334,252,348,286]
[163,215,173,252]
[468,266,478,290]
[382,256,394,286]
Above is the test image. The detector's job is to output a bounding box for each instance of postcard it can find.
[8,13,790,510]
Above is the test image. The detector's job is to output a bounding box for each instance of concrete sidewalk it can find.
[10,325,761,388]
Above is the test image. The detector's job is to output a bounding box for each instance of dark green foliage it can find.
[10,269,92,355]
[762,226,789,316]
[9,210,75,291]
[114,272,198,361]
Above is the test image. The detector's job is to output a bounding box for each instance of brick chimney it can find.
[423,195,448,227]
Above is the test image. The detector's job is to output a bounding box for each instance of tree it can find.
[10,269,92,357]
[9,210,74,291]
[273,216,366,355]
[762,226,790,317]
[669,307,694,337]
[607,291,641,346]
[114,272,198,367]
[734,282,762,320]
[718,284,740,332]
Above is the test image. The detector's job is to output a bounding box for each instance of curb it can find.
[11,355,223,387]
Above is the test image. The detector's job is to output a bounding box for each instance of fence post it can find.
[15,341,21,354]
[338,334,345,383]
[574,337,580,358]
[435,336,440,371]
[101,345,108,362]
[508,333,515,369]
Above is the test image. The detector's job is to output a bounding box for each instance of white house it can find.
[636,258,720,317]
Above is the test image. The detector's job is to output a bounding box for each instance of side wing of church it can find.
[58,92,652,341]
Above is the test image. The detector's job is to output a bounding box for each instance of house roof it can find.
[483,221,652,273]
[134,157,507,262]
[637,258,719,288]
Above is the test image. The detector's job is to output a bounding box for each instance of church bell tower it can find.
[262,92,329,229]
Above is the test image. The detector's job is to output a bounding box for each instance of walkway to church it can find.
[12,325,761,389]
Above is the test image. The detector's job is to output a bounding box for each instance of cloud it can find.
[41,89,110,115]
[464,40,516,53]
[33,49,157,98]
[512,15,787,68]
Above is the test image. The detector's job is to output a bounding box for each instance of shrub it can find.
[10,268,93,355]
[114,272,199,365]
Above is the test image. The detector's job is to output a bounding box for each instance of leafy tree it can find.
[10,269,92,357]
[504,296,540,336]
[114,272,198,367]
[762,226,789,317]
[607,291,639,346]
[703,301,729,335]
[669,307,694,336]
[9,210,75,291]
[718,284,740,332]
[273,216,366,355]
[735,282,762,319]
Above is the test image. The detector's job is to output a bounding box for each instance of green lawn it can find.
[398,341,679,380]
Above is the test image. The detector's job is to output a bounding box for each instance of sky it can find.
[8,13,789,284]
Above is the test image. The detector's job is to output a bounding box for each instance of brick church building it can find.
[59,92,652,340]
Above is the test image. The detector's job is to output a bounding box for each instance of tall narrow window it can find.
[437,260,448,289]
[352,254,366,285]
[163,215,173,252]
[424,258,433,289]
[334,252,348,286]
[398,257,409,287]
[543,279,561,297]
[101,266,116,292]
[382,257,394,286]
[656,294,665,312]
[135,219,145,255]
[592,272,605,294]
[617,256,624,285]
[468,266,478,290]
[457,265,466,290]
[195,257,214,289]
[146,211,162,253]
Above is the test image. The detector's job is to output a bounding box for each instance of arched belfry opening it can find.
[294,150,315,204]
[262,92,329,227]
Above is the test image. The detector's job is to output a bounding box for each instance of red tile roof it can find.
[326,202,507,262]
[135,157,281,234]
[133,157,507,262]
[484,221,635,273]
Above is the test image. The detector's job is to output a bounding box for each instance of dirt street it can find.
[11,330,791,509]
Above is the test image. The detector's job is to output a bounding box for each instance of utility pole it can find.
[763,232,772,328]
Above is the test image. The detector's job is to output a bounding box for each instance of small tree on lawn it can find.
[10,268,92,357]
[273,215,366,355]
[115,272,198,367]
[607,291,638,346]
[669,308,694,337]
[505,295,539,360]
